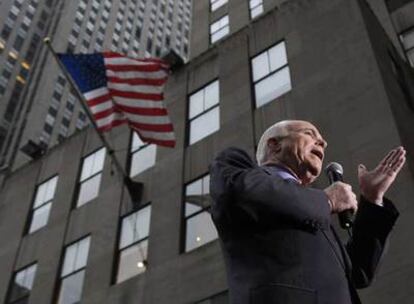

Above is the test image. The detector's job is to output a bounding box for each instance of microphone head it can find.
[325,162,343,175]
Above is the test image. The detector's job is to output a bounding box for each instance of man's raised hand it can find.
[358,146,406,205]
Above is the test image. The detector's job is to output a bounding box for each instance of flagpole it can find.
[43,37,143,206]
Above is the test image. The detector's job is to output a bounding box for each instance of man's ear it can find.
[267,138,281,153]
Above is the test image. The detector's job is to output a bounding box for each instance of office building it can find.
[0,0,414,303]
[0,0,192,170]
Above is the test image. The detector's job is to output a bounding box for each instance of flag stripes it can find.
[58,52,175,148]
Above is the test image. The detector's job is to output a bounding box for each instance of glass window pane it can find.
[251,5,263,19]
[33,183,46,208]
[269,42,288,72]
[29,203,51,233]
[91,148,106,175]
[401,30,414,50]
[130,144,156,177]
[74,237,90,271]
[204,81,219,109]
[211,0,227,11]
[116,240,148,283]
[120,213,136,249]
[210,20,221,34]
[203,175,210,194]
[211,26,229,43]
[10,264,37,302]
[189,107,220,144]
[186,179,202,196]
[249,0,262,9]
[77,174,102,207]
[62,245,77,277]
[252,52,270,82]
[120,206,151,249]
[135,206,151,240]
[24,264,37,291]
[80,155,94,181]
[185,211,218,252]
[255,66,292,108]
[189,90,204,119]
[185,203,202,217]
[131,132,145,151]
[58,271,85,304]
[44,176,58,203]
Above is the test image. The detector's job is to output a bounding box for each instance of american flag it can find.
[57,52,176,147]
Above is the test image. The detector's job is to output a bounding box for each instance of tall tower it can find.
[0,0,192,170]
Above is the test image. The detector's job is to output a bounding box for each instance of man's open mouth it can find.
[311,150,324,160]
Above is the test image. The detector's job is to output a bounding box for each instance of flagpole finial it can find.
[43,37,51,44]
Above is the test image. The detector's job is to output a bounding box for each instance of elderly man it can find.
[209,120,406,304]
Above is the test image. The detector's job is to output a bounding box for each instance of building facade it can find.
[0,0,56,165]
[1,0,414,304]
[0,0,192,170]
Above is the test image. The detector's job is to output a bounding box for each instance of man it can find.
[209,120,406,304]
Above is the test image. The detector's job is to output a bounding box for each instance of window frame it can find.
[75,147,106,208]
[6,262,38,304]
[55,235,91,304]
[210,15,230,44]
[114,203,152,284]
[249,0,264,19]
[26,175,58,234]
[210,0,228,12]
[128,131,157,177]
[187,79,220,145]
[251,40,292,108]
[181,174,218,253]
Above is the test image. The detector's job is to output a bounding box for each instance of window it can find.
[210,0,227,11]
[130,132,156,177]
[57,237,90,304]
[188,80,220,145]
[116,205,151,283]
[184,175,218,252]
[77,148,106,207]
[400,28,414,67]
[28,176,58,233]
[210,15,229,44]
[7,264,37,304]
[251,41,292,108]
[249,0,263,19]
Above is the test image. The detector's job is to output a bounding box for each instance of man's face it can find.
[273,121,327,185]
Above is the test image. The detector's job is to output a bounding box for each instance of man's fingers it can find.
[392,155,406,173]
[380,147,405,171]
[386,147,406,172]
[381,149,396,165]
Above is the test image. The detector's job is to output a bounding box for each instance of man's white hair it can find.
[256,121,293,165]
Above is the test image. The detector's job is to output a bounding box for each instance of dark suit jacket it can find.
[209,147,399,304]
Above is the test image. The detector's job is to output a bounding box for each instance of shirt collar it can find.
[262,164,301,184]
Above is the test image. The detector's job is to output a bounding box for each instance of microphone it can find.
[325,162,353,230]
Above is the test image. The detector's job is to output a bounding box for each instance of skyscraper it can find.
[0,0,56,165]
[0,0,192,170]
